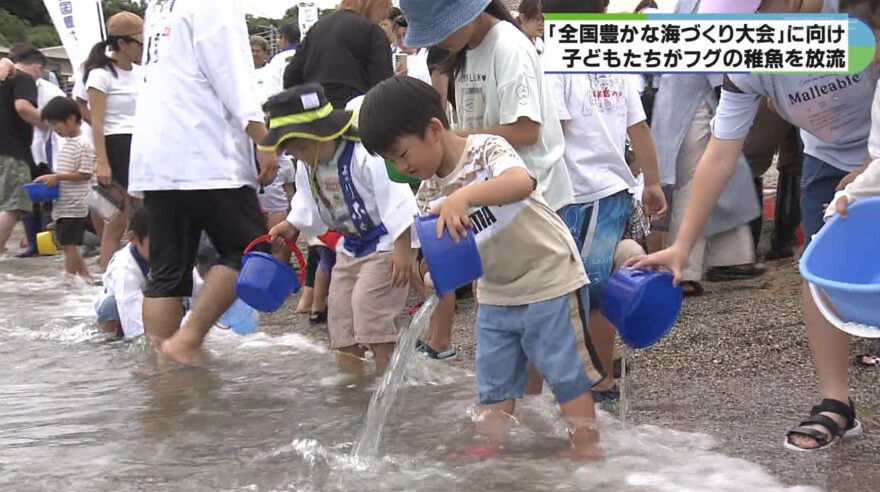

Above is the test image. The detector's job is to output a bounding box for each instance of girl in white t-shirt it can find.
[83,12,145,271]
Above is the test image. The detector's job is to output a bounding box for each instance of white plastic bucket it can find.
[86,185,123,223]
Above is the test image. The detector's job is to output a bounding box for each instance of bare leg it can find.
[787,283,853,449]
[524,364,544,395]
[160,265,238,364]
[99,208,128,271]
[312,269,330,314]
[0,211,20,253]
[295,287,314,314]
[143,297,185,348]
[62,245,79,276]
[588,310,618,392]
[426,293,455,351]
[337,344,367,375]
[90,212,104,239]
[646,231,666,254]
[559,392,601,461]
[369,342,396,374]
[475,399,516,447]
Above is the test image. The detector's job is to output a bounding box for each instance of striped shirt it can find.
[53,134,96,220]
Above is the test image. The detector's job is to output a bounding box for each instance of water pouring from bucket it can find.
[800,197,880,338]
[600,267,683,349]
[235,235,307,313]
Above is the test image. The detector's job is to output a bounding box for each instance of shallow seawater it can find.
[0,255,819,491]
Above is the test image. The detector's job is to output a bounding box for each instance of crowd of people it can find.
[0,0,879,459]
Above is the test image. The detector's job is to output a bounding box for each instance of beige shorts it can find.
[327,252,408,349]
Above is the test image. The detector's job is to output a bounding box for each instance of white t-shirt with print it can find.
[86,63,144,136]
[97,245,147,339]
[129,0,264,192]
[454,20,573,211]
[549,74,644,204]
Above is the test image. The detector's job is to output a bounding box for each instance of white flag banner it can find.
[298,3,320,35]
[43,0,106,68]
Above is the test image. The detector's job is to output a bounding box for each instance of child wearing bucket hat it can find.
[635,0,880,453]
[265,83,419,375]
[360,76,602,460]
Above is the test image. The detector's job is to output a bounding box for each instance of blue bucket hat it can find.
[401,0,492,48]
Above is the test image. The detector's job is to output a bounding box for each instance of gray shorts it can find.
[0,156,32,213]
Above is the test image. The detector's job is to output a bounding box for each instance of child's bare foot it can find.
[568,444,602,462]
[295,287,314,313]
[456,443,502,461]
[160,337,204,365]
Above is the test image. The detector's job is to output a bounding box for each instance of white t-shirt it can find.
[31,78,65,166]
[549,74,644,204]
[455,20,573,211]
[255,64,277,104]
[266,48,296,96]
[97,245,147,339]
[85,63,144,135]
[70,72,95,144]
[130,0,264,192]
[391,48,431,85]
[53,134,96,220]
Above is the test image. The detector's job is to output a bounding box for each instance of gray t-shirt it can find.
[711,68,879,171]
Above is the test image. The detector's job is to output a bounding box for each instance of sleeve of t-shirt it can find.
[494,44,544,126]
[625,77,647,127]
[73,75,89,102]
[364,24,393,90]
[365,148,418,243]
[483,136,532,178]
[85,69,112,94]
[709,76,764,140]
[77,140,97,175]
[13,74,38,106]
[192,2,264,129]
[547,74,571,121]
[287,163,329,237]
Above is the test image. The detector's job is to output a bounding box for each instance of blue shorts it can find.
[559,190,634,308]
[801,155,848,248]
[95,295,120,324]
[475,288,602,406]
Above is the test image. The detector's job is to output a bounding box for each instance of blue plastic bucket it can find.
[235,235,306,313]
[219,299,259,335]
[600,267,683,349]
[23,183,59,203]
[800,197,880,331]
[414,215,483,296]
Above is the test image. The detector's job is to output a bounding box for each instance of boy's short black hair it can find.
[278,23,301,44]
[41,96,82,123]
[359,76,449,155]
[542,0,608,13]
[12,47,46,66]
[128,206,149,240]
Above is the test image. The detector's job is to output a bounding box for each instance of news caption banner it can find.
[543,13,877,75]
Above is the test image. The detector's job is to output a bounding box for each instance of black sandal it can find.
[309,309,328,324]
[681,281,704,298]
[784,398,862,452]
[853,353,880,368]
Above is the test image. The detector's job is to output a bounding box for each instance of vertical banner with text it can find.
[43,0,106,68]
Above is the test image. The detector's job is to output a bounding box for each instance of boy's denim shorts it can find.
[559,190,634,308]
[475,288,597,406]
[95,295,120,325]
[801,154,848,248]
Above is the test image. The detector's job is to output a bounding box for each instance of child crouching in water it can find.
[95,206,149,340]
[360,77,601,460]
[35,96,95,281]
[263,84,419,374]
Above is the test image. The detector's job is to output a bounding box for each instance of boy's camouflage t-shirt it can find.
[416,134,587,306]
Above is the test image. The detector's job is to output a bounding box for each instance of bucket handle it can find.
[244,234,307,285]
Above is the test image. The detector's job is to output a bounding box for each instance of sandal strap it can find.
[809,398,856,425]
[799,414,845,438]
[786,425,834,447]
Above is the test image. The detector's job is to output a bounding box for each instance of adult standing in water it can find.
[130,0,277,363]
[85,12,145,271]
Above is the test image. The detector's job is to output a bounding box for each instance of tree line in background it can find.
[0,1,334,50]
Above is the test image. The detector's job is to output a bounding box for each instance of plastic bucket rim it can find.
[799,197,880,294]
[620,275,682,349]
[808,282,880,338]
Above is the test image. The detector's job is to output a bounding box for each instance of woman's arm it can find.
[87,87,113,186]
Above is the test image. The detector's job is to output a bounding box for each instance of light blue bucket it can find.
[800,197,880,336]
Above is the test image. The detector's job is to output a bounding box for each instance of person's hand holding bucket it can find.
[413,215,482,297]
[268,219,300,245]
[428,193,471,242]
[625,245,690,286]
